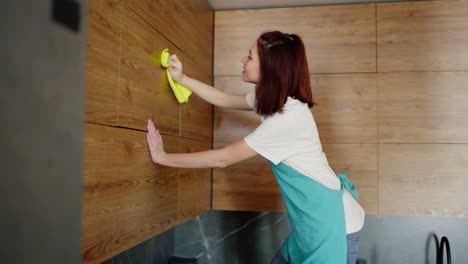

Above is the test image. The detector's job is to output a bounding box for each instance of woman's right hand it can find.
[167,54,185,82]
[146,119,166,164]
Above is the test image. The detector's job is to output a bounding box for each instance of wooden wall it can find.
[213,0,468,218]
[82,0,213,263]
[376,0,468,217]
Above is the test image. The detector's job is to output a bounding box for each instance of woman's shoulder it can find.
[284,96,309,109]
[278,97,312,118]
[264,98,314,126]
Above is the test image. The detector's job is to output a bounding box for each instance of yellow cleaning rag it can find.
[154,48,192,103]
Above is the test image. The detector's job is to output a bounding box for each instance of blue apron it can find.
[270,161,359,264]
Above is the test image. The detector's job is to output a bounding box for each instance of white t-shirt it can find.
[243,92,365,234]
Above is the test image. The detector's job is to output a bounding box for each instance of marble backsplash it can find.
[103,211,289,264]
[104,211,468,264]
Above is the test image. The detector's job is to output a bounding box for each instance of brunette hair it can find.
[255,31,314,116]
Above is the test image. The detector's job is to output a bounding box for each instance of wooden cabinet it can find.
[379,72,468,143]
[82,124,180,263]
[379,144,468,217]
[311,74,378,144]
[377,0,468,72]
[178,138,212,223]
[86,0,121,126]
[82,0,213,263]
[214,4,376,75]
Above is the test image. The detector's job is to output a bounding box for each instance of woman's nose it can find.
[241,57,246,64]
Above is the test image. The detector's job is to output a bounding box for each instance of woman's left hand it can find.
[146,119,166,164]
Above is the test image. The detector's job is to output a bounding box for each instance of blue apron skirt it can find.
[270,161,359,264]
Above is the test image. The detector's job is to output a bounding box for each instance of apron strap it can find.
[337,172,359,199]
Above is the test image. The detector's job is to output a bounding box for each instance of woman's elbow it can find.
[214,154,236,168]
[215,159,230,168]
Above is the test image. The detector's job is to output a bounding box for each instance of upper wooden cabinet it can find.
[377,0,468,72]
[122,0,214,76]
[119,6,213,136]
[83,0,214,262]
[86,0,214,139]
[378,72,468,143]
[178,138,212,224]
[214,4,376,75]
[119,7,181,135]
[86,0,121,126]
[82,124,180,264]
[379,144,468,218]
[311,74,377,144]
[181,94,214,142]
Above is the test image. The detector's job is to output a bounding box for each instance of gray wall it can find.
[359,216,466,264]
[0,0,86,263]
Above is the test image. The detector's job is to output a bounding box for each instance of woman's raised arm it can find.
[168,54,251,110]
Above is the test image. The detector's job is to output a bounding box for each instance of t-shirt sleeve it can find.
[245,91,255,109]
[244,113,297,165]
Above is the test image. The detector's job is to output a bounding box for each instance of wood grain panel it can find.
[180,56,213,141]
[214,4,376,75]
[379,72,468,143]
[379,144,468,217]
[213,76,259,143]
[377,0,468,72]
[178,138,212,224]
[311,74,377,143]
[212,143,284,212]
[86,0,121,126]
[122,0,213,75]
[118,7,179,135]
[81,124,179,263]
[118,7,211,135]
[322,144,378,215]
[181,93,214,142]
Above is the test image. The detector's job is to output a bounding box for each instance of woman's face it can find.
[241,41,261,84]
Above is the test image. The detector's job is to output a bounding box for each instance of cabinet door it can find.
[214,4,376,75]
[86,0,121,126]
[81,124,180,264]
[83,0,214,262]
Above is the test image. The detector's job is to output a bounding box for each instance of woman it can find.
[147,31,365,264]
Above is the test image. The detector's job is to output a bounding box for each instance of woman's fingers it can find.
[148,119,157,133]
[146,119,166,164]
[155,127,163,145]
[147,120,157,143]
[168,54,181,67]
[169,54,179,62]
[146,133,153,148]
[167,54,184,82]
[147,129,155,146]
[169,55,177,63]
